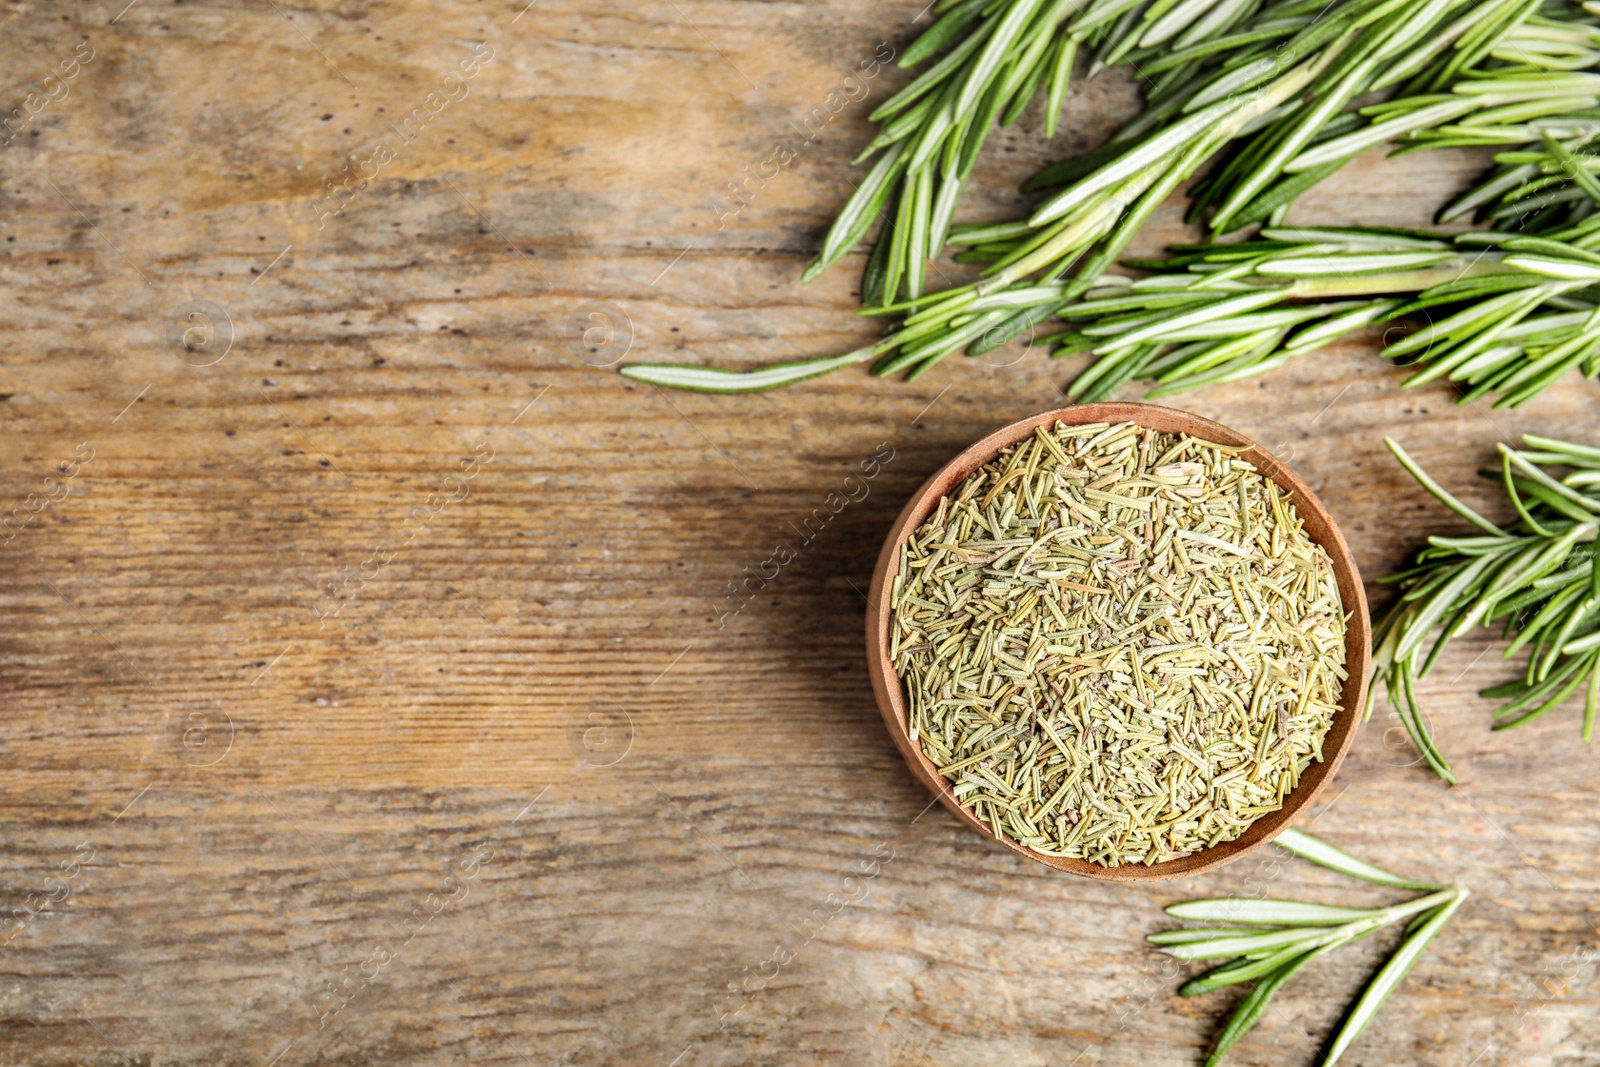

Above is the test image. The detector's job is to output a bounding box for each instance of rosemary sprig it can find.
[805,0,1264,307]
[623,0,1555,392]
[1184,7,1600,232]
[937,0,1563,317]
[1443,129,1600,233]
[1372,434,1600,782]
[1056,224,1600,406]
[1157,827,1467,1066]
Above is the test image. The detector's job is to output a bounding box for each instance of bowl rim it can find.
[865,402,1370,881]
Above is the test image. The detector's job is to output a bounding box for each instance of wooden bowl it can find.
[867,403,1369,881]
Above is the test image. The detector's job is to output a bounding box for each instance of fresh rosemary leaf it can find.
[1161,927,1341,961]
[1385,438,1507,536]
[901,0,991,68]
[1321,889,1469,1065]
[1181,941,1339,995]
[1166,899,1387,926]
[1148,928,1258,946]
[1274,828,1448,890]
[802,142,908,283]
[1201,948,1321,1067]
[619,346,878,393]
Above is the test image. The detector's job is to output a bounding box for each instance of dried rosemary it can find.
[889,421,1347,866]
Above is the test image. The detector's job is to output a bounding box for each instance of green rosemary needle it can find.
[1372,434,1600,783]
[1156,827,1466,1066]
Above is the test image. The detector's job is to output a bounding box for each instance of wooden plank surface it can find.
[1,1,1597,1064]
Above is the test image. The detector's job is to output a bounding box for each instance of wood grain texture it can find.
[0,1,1596,1065]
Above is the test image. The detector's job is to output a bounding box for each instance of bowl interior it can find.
[866,403,1370,882]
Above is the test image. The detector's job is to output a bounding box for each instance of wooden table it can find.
[2,2,1596,1064]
